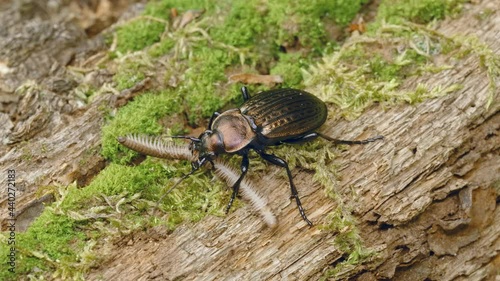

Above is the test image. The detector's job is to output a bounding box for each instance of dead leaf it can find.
[228,73,283,87]
[173,9,205,29]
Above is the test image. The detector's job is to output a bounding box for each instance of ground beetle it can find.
[123,87,383,226]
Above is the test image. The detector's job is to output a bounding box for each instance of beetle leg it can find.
[258,152,313,226]
[241,86,251,101]
[318,133,384,145]
[225,153,249,214]
[280,132,319,144]
[208,112,221,129]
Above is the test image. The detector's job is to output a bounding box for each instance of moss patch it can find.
[101,90,181,163]
[303,21,473,119]
[0,157,227,279]
[0,210,85,280]
[112,0,370,119]
[373,0,465,27]
[115,19,166,54]
[112,58,148,91]
[270,53,307,88]
[319,208,376,280]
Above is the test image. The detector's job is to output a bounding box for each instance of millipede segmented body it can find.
[117,134,195,161]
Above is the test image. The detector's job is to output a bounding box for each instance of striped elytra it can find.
[240,88,327,139]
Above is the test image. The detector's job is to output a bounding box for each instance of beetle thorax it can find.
[208,109,256,154]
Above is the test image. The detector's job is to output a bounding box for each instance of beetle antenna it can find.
[153,168,198,215]
[153,156,209,216]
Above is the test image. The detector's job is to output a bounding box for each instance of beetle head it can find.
[197,129,225,157]
[181,130,225,170]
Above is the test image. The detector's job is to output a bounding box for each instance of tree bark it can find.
[0,0,498,280]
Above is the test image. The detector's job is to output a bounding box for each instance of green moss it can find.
[148,39,176,57]
[265,0,366,54]
[101,90,180,163]
[270,53,305,88]
[375,0,465,26]
[327,0,369,26]
[368,54,403,81]
[319,208,375,280]
[182,47,239,124]
[142,1,174,19]
[272,141,338,190]
[208,0,366,60]
[0,210,85,280]
[146,0,211,16]
[112,59,147,91]
[62,156,226,232]
[111,0,371,126]
[132,0,216,56]
[0,155,228,279]
[210,0,264,48]
[452,35,500,109]
[115,19,166,53]
[403,83,463,104]
[303,22,470,119]
[154,163,227,229]
[60,162,169,210]
[114,0,214,54]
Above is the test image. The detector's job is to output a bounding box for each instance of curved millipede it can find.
[117,134,278,228]
[117,134,195,161]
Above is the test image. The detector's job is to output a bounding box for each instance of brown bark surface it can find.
[0,0,498,280]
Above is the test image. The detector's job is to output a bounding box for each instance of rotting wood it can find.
[0,0,498,280]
